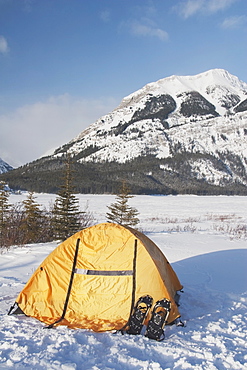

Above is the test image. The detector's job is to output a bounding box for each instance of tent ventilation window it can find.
[74,269,133,276]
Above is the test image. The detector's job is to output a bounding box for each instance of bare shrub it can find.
[213,223,247,239]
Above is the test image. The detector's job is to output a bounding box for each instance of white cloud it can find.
[207,0,238,13]
[0,95,118,167]
[175,0,238,19]
[118,3,168,42]
[124,20,168,41]
[136,3,157,18]
[175,0,205,18]
[23,0,35,12]
[0,36,9,54]
[100,10,110,23]
[221,15,247,28]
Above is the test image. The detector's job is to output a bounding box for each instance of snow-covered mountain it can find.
[53,69,247,189]
[0,158,13,174]
[1,69,247,194]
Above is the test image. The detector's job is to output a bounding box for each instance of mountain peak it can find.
[119,69,247,110]
[163,68,245,86]
[193,68,247,90]
[0,158,13,174]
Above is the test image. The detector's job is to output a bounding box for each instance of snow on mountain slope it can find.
[70,112,246,166]
[0,158,13,174]
[117,68,247,114]
[49,69,247,189]
[58,69,246,164]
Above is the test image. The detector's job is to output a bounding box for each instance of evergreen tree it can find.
[106,181,139,227]
[52,154,81,240]
[21,192,44,244]
[0,181,10,248]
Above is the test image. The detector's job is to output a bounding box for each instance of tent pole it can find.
[45,238,80,329]
[119,238,138,333]
[130,239,138,315]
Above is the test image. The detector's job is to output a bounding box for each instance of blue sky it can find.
[0,0,246,167]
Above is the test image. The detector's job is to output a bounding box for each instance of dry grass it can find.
[142,213,247,239]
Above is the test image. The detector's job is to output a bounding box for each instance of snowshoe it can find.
[126,295,153,335]
[145,298,171,341]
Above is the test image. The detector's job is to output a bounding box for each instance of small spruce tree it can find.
[21,192,44,244]
[52,154,81,240]
[106,181,139,227]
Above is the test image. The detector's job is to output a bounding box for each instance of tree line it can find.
[0,156,139,250]
[4,150,247,196]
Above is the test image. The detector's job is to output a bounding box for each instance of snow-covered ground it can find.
[1,194,246,369]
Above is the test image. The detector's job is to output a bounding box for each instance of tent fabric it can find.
[14,223,183,332]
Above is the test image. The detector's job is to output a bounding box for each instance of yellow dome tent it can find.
[9,223,183,332]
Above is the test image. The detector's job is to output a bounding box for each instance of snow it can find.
[1,194,247,369]
[70,111,247,169]
[55,69,247,189]
[0,158,13,174]
[120,69,247,111]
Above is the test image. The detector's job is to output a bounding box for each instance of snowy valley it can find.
[0,194,246,369]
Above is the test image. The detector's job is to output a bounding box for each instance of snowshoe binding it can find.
[145,298,171,341]
[126,295,153,335]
